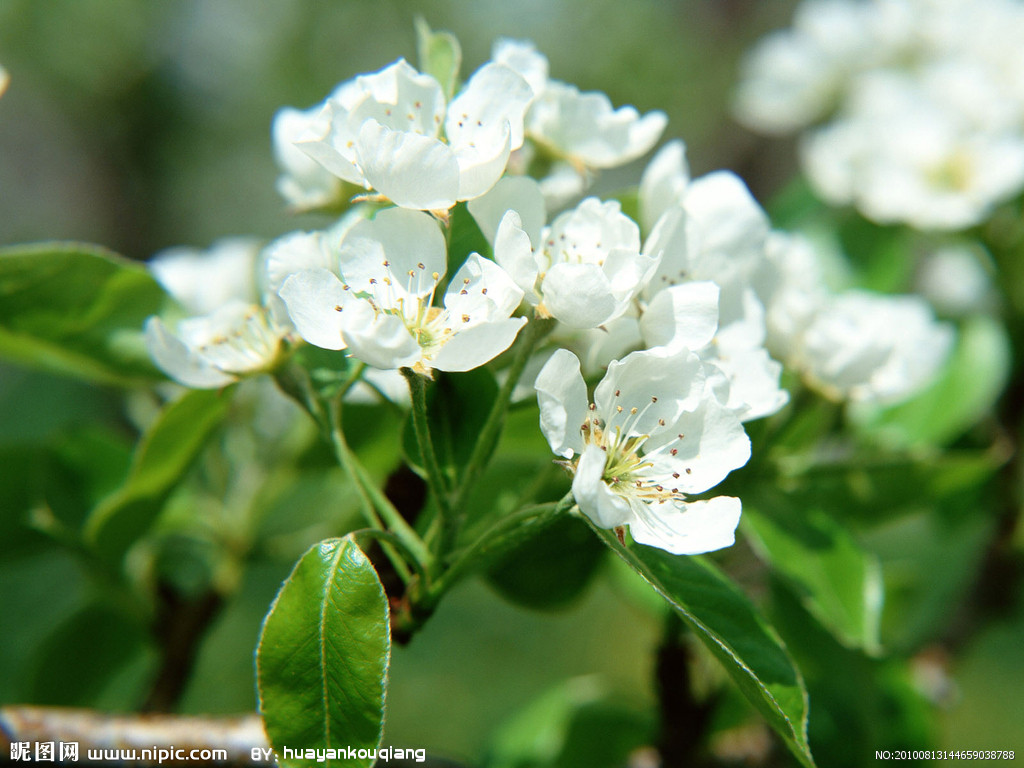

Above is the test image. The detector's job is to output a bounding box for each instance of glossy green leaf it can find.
[402,367,498,486]
[743,508,883,653]
[257,537,390,768]
[0,243,172,385]
[415,17,461,101]
[769,582,933,767]
[486,514,605,612]
[598,530,815,768]
[850,315,1011,448]
[84,388,230,564]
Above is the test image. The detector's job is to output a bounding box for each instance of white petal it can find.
[534,348,589,458]
[356,119,459,210]
[572,444,632,528]
[628,496,741,555]
[340,300,422,370]
[639,139,690,233]
[263,230,336,295]
[294,102,366,185]
[278,269,350,351]
[493,210,541,302]
[641,281,720,351]
[339,208,447,299]
[145,317,237,389]
[444,253,524,321]
[541,262,618,329]
[447,62,533,150]
[468,175,546,246]
[649,397,751,494]
[594,348,705,437]
[149,238,261,314]
[431,317,527,372]
[455,123,512,201]
[491,38,549,95]
[273,106,344,209]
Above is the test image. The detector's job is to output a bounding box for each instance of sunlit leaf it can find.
[257,537,390,768]
[0,243,172,385]
[743,508,883,653]
[84,388,230,564]
[415,17,462,101]
[598,530,815,767]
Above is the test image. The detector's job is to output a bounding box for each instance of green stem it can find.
[274,362,429,580]
[351,527,429,585]
[429,490,575,601]
[453,316,555,512]
[402,366,453,506]
[325,397,430,571]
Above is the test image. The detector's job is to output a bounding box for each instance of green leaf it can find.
[84,388,230,564]
[850,315,1012,448]
[485,677,654,768]
[598,531,815,768]
[742,508,883,653]
[402,367,498,486]
[26,602,151,707]
[415,17,461,100]
[0,242,172,385]
[486,514,605,612]
[257,536,390,768]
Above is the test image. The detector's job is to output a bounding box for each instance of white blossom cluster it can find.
[143,34,953,556]
[734,0,1024,230]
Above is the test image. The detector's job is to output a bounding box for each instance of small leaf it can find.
[402,367,498,486]
[598,530,815,768]
[257,536,390,768]
[486,514,605,612]
[743,508,883,653]
[84,388,230,564]
[0,243,173,385]
[415,17,462,101]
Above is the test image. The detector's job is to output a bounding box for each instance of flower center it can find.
[579,403,686,505]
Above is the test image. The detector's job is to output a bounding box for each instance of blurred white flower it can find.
[279,208,525,375]
[915,244,995,316]
[146,301,286,389]
[735,0,1024,230]
[272,105,345,211]
[149,237,262,315]
[796,291,954,404]
[535,348,748,555]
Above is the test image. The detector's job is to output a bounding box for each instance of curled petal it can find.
[534,348,588,458]
[640,281,720,351]
[572,444,632,528]
[541,262,618,329]
[145,317,237,389]
[431,317,527,373]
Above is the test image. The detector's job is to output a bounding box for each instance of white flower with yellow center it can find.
[279,208,526,375]
[535,348,750,555]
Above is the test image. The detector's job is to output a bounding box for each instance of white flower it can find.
[795,290,954,404]
[272,105,345,211]
[149,237,262,315]
[146,301,286,389]
[915,244,995,316]
[535,348,749,555]
[296,58,532,211]
[493,40,667,173]
[493,195,657,329]
[801,72,1024,230]
[279,207,526,375]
